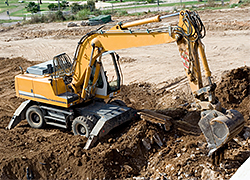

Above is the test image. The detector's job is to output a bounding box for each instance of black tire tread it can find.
[72,116,94,137]
[26,105,46,129]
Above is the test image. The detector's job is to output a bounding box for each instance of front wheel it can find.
[72,116,94,138]
[26,105,46,129]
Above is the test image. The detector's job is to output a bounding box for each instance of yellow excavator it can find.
[7,10,244,155]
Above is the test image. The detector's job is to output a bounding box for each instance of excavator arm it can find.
[72,11,212,105]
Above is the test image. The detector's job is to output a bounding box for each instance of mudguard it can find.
[198,109,245,155]
[6,100,32,130]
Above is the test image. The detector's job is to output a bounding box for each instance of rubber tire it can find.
[86,115,98,124]
[72,116,94,138]
[109,99,127,107]
[26,105,46,129]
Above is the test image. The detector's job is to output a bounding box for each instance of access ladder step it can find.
[46,122,67,129]
[44,115,66,123]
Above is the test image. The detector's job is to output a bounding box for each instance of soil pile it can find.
[20,28,92,40]
[0,57,249,180]
[216,66,250,123]
[0,57,39,124]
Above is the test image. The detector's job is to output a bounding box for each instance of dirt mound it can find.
[0,57,40,126]
[200,8,250,31]
[0,57,250,179]
[205,20,250,31]
[216,66,250,122]
[20,28,92,39]
[116,81,191,110]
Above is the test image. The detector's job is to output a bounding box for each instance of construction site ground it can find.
[0,7,249,179]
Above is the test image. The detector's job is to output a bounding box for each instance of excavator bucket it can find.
[198,109,245,155]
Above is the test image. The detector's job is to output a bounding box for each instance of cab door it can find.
[95,51,121,99]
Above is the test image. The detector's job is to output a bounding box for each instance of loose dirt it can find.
[0,8,249,180]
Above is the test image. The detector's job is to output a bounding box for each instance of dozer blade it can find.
[7,100,32,130]
[81,102,137,150]
[198,109,245,155]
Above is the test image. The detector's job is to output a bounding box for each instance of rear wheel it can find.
[26,105,46,129]
[72,116,94,137]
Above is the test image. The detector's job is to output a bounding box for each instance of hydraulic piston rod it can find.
[121,12,179,29]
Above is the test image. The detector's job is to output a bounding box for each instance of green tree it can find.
[48,1,68,11]
[48,3,58,11]
[71,3,84,14]
[26,2,39,13]
[83,0,96,12]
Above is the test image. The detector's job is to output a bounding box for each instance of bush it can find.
[48,1,69,11]
[147,0,155,3]
[101,9,113,15]
[116,10,128,16]
[99,9,128,16]
[207,0,215,6]
[29,14,42,23]
[84,0,96,12]
[55,10,66,21]
[27,11,66,24]
[61,0,69,9]
[26,2,39,13]
[67,15,76,21]
[48,3,58,11]
[40,14,49,22]
[71,0,96,14]
[76,9,92,20]
[71,3,84,14]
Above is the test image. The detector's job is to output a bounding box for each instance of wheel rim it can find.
[30,112,40,124]
[76,124,87,136]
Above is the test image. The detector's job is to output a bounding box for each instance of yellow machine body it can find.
[15,74,79,108]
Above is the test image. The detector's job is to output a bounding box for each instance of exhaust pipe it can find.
[198,109,245,155]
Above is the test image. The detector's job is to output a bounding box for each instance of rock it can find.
[81,21,89,26]
[243,129,250,140]
[172,96,179,100]
[133,177,147,180]
[142,138,151,150]
[21,156,27,160]
[182,147,187,152]
[74,148,82,157]
[73,158,82,166]
[124,165,133,173]
[153,133,163,147]
[76,142,85,147]
[67,22,78,27]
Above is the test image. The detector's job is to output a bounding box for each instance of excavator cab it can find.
[95,51,122,99]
